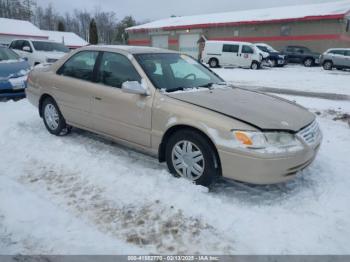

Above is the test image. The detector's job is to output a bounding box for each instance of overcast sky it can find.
[36,0,338,21]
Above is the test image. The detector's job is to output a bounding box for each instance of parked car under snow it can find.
[0,46,30,100]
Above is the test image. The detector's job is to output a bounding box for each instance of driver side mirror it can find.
[22,46,31,52]
[121,81,150,96]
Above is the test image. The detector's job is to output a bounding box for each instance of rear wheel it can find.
[251,61,259,70]
[323,61,333,70]
[42,97,71,136]
[303,58,314,67]
[209,58,219,68]
[165,130,220,187]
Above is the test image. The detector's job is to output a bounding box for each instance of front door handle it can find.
[94,97,102,101]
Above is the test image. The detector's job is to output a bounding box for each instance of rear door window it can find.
[222,44,239,53]
[57,51,99,82]
[96,52,141,88]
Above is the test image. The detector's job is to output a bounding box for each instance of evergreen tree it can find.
[89,18,98,44]
[57,21,65,31]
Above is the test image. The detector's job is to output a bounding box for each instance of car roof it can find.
[79,45,179,54]
[285,45,308,48]
[206,40,253,45]
[327,48,350,51]
[11,39,58,43]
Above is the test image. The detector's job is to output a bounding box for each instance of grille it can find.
[46,58,58,63]
[297,121,321,146]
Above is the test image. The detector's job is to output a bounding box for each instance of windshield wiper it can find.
[198,82,227,89]
[166,86,188,93]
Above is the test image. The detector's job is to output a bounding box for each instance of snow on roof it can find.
[0,18,48,38]
[127,0,350,32]
[42,30,88,48]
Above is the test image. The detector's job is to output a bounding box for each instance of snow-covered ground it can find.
[0,95,349,255]
[213,65,350,96]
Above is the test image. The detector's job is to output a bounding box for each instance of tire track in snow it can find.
[19,160,234,254]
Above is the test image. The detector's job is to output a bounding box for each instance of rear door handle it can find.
[94,97,102,101]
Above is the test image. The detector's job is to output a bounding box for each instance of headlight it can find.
[233,131,304,153]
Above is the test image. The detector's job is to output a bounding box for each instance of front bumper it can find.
[0,89,26,99]
[0,78,27,99]
[218,140,321,185]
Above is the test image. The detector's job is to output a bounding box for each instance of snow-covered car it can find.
[9,39,70,67]
[202,41,263,69]
[26,46,322,186]
[255,43,286,67]
[0,46,30,100]
[320,48,350,71]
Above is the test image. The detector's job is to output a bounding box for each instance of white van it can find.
[9,39,70,67]
[202,41,263,69]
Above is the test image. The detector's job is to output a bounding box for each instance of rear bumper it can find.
[218,142,321,185]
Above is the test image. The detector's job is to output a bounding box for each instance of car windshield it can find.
[134,53,224,92]
[32,41,69,53]
[258,45,276,53]
[0,47,19,61]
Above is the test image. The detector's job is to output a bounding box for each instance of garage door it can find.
[151,35,168,49]
[179,34,200,59]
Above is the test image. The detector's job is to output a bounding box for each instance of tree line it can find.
[0,0,140,44]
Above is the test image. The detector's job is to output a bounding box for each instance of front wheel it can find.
[42,97,71,136]
[165,130,220,187]
[323,61,333,70]
[270,59,277,67]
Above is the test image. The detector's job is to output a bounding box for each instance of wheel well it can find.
[303,57,314,62]
[38,94,53,117]
[323,59,333,65]
[158,125,221,171]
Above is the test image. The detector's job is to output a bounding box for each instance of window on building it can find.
[222,44,239,53]
[280,25,291,36]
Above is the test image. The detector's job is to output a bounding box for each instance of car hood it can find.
[0,60,30,79]
[36,51,67,59]
[270,52,283,56]
[167,87,315,132]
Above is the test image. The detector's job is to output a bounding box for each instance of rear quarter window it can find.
[57,51,99,82]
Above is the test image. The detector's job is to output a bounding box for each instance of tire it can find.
[270,59,277,67]
[165,129,220,187]
[323,61,333,70]
[303,58,314,67]
[209,58,219,68]
[251,61,259,70]
[42,97,71,136]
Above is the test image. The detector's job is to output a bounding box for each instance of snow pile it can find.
[0,18,48,39]
[127,0,350,31]
[0,98,350,254]
[42,30,88,48]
